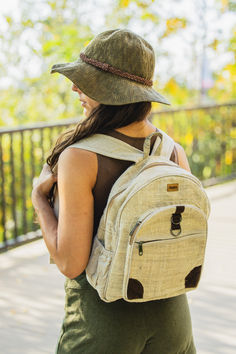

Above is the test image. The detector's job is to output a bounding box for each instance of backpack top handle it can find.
[143,131,162,159]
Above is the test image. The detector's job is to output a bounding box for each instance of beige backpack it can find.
[69,129,210,302]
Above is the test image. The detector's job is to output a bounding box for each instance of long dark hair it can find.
[47,101,152,172]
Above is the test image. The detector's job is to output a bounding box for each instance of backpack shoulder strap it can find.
[67,130,175,162]
[68,134,144,163]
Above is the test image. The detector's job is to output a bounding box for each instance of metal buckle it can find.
[170,227,182,237]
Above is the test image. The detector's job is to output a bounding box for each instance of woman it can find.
[32,29,195,353]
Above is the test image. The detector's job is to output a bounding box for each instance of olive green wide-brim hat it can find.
[51,29,170,106]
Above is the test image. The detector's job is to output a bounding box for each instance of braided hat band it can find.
[80,53,153,87]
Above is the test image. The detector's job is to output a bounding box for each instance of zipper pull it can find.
[138,242,143,256]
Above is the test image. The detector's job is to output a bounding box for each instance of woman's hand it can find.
[32,163,57,208]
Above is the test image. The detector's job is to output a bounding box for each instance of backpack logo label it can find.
[167,183,179,192]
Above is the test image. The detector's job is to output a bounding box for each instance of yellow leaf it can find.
[230,128,236,139]
[209,39,219,51]
[5,16,12,24]
[221,0,229,12]
[49,1,57,10]
[163,18,186,37]
[185,132,193,145]
[141,11,159,23]
[120,0,131,8]
[165,78,178,94]
[225,150,233,165]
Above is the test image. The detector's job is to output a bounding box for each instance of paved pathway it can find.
[188,180,236,354]
[0,180,235,354]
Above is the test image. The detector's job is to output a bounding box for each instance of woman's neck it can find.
[115,119,157,138]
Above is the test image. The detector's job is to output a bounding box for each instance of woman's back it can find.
[56,127,196,354]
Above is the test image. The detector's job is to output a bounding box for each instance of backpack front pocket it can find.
[123,204,207,302]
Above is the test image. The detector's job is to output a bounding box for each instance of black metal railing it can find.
[151,102,236,182]
[0,102,235,251]
[0,118,79,251]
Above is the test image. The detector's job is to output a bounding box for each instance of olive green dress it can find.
[56,131,196,354]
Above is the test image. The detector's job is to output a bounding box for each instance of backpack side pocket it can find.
[86,236,113,300]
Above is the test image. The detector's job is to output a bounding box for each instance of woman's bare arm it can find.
[32,148,97,279]
[54,148,97,278]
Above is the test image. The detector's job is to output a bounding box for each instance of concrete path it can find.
[0,180,235,354]
[188,180,236,354]
[0,240,65,353]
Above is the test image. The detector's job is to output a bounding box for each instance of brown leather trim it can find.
[185,266,202,288]
[171,206,185,232]
[167,183,179,192]
[127,278,144,299]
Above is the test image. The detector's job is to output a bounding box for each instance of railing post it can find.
[0,135,7,247]
[10,133,17,239]
[20,131,27,235]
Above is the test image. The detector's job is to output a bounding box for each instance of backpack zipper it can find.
[129,213,151,245]
[129,220,142,236]
[139,162,202,189]
[129,220,142,244]
[129,203,208,251]
[104,188,126,225]
[140,162,182,174]
[136,231,206,256]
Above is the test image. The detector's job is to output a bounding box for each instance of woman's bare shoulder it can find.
[58,146,98,189]
[174,142,191,172]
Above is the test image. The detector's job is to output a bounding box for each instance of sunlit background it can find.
[0,0,235,125]
[0,3,236,353]
[0,0,235,246]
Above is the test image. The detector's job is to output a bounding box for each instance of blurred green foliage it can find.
[0,0,235,127]
[152,104,236,180]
